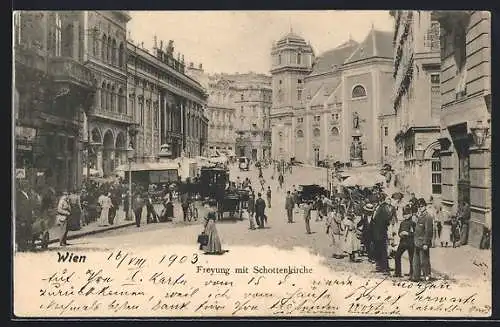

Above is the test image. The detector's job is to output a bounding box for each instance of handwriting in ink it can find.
[107,250,147,269]
[158,253,198,266]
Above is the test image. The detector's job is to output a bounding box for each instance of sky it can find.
[128,11,394,75]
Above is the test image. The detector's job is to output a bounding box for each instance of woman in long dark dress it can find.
[202,206,227,255]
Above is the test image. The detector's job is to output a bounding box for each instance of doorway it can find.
[313,147,320,166]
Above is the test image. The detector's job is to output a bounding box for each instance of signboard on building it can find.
[15,126,37,141]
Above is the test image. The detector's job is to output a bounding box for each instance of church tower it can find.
[269,29,314,160]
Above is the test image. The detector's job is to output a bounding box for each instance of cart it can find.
[219,192,243,220]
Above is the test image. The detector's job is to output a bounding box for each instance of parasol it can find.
[341,171,386,187]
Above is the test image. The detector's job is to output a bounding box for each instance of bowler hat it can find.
[417,198,427,207]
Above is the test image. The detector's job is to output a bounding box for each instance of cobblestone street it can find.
[43,164,490,285]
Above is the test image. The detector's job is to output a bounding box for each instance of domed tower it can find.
[269,29,314,160]
[270,30,314,111]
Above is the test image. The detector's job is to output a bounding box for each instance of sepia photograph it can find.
[12,10,492,318]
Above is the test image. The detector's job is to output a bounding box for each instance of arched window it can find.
[331,127,339,136]
[100,82,106,109]
[106,84,111,110]
[296,130,304,138]
[118,43,124,67]
[118,88,124,113]
[297,52,302,65]
[92,29,98,56]
[102,34,107,60]
[278,54,282,65]
[352,85,367,98]
[313,128,321,138]
[107,36,112,63]
[431,149,442,194]
[129,95,134,117]
[112,39,117,65]
[111,86,116,112]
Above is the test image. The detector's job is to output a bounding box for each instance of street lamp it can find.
[126,145,135,221]
[414,142,425,165]
[471,120,489,148]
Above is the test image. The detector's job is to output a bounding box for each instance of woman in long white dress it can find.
[98,192,113,226]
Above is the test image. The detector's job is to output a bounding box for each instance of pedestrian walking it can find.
[326,207,343,258]
[132,193,145,227]
[411,198,434,282]
[255,193,266,228]
[68,190,82,231]
[259,176,266,192]
[343,213,359,262]
[457,200,471,246]
[371,194,392,274]
[98,192,113,227]
[436,204,451,247]
[248,192,256,230]
[302,201,312,234]
[394,204,416,277]
[181,191,190,222]
[285,191,295,223]
[266,186,272,208]
[202,209,226,255]
[56,191,71,247]
[278,173,284,190]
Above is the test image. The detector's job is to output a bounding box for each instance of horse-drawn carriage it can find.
[197,166,248,220]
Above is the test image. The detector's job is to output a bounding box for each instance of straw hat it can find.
[363,203,375,212]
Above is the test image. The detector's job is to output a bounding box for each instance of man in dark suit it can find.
[412,198,434,281]
[254,193,266,228]
[16,180,34,251]
[285,191,295,223]
[371,193,392,274]
[394,204,416,277]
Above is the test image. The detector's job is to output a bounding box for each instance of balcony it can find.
[90,107,133,124]
[49,57,97,90]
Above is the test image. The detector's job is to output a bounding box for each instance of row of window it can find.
[130,58,204,99]
[296,113,340,124]
[277,52,303,65]
[99,83,126,114]
[292,127,340,138]
[91,30,126,69]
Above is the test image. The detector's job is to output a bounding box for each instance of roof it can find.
[344,29,393,64]
[310,40,359,75]
[277,31,307,45]
[309,78,342,107]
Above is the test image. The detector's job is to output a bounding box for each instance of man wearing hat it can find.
[371,193,392,274]
[56,190,72,246]
[412,198,434,282]
[394,204,416,277]
[359,203,375,259]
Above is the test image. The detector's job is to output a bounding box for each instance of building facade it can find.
[434,11,491,247]
[187,68,272,161]
[127,39,208,162]
[83,11,132,177]
[391,11,442,198]
[270,28,395,166]
[14,11,97,192]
